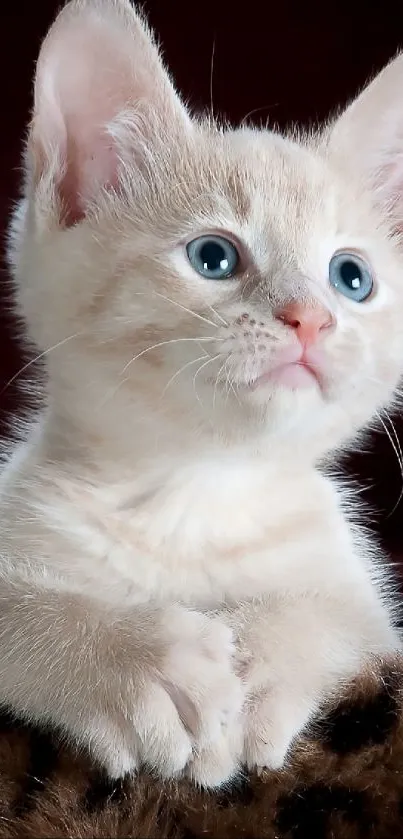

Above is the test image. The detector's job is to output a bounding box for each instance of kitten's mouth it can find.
[251,360,321,391]
[247,344,326,392]
[210,345,325,395]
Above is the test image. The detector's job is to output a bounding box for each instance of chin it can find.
[216,378,328,448]
[244,376,323,413]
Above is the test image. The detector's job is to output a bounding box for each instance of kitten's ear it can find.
[327,54,403,227]
[29,0,191,225]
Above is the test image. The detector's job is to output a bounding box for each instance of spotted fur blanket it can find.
[0,659,402,839]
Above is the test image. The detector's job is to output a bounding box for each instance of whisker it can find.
[151,291,218,329]
[96,376,130,411]
[160,353,209,399]
[121,336,219,375]
[0,332,82,396]
[213,357,230,412]
[385,411,403,466]
[382,410,403,516]
[375,410,403,517]
[205,303,228,327]
[227,372,241,406]
[192,354,220,412]
[127,290,220,329]
[210,36,216,116]
[224,367,240,406]
[240,102,278,126]
[224,365,232,403]
[240,275,257,305]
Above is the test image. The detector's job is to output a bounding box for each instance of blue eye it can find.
[186,235,239,279]
[329,252,373,302]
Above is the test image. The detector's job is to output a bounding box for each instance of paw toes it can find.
[187,737,240,788]
[134,682,192,776]
[242,695,310,771]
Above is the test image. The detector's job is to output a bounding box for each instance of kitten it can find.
[0,0,402,787]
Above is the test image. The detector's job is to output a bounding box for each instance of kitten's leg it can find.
[230,592,400,770]
[188,588,400,779]
[0,583,243,781]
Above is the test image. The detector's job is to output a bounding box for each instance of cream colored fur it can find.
[1,0,403,786]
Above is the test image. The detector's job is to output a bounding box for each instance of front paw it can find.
[160,608,244,758]
[89,608,244,786]
[183,659,311,783]
[218,597,402,773]
[241,684,314,771]
[184,682,307,783]
[163,609,245,788]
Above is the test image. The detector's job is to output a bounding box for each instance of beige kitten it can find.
[1,0,402,787]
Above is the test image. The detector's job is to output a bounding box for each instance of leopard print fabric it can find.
[0,660,402,839]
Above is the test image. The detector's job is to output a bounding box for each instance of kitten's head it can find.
[9,0,403,458]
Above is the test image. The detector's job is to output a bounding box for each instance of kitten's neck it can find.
[37,402,307,525]
[37,399,318,505]
[40,364,323,485]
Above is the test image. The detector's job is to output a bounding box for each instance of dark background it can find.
[1,1,403,565]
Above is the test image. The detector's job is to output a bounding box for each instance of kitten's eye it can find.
[329,252,373,302]
[186,235,239,279]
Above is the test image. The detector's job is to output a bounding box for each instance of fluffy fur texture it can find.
[1,0,403,787]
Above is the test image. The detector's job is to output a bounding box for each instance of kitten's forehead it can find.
[204,127,334,259]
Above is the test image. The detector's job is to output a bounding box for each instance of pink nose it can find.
[276,301,333,347]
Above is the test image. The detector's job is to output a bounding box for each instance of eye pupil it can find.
[186,235,239,280]
[200,242,228,274]
[340,260,362,290]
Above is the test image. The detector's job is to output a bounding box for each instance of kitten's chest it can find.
[64,467,344,607]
